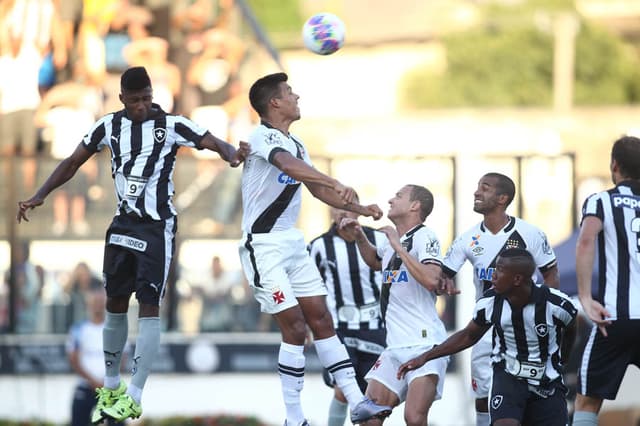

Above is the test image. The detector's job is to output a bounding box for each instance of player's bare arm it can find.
[576,216,611,336]
[271,151,355,204]
[340,218,382,270]
[17,143,93,223]
[397,320,489,379]
[378,225,442,292]
[200,133,250,167]
[542,264,560,289]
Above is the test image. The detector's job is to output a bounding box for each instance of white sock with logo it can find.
[314,335,363,408]
[103,311,128,389]
[279,342,306,425]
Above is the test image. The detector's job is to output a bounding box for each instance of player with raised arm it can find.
[399,249,577,426]
[237,72,391,426]
[18,66,248,423]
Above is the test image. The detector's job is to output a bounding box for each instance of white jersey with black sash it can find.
[443,216,557,301]
[240,121,310,234]
[308,225,385,331]
[376,224,447,349]
[82,103,208,221]
[581,180,640,320]
[472,285,577,386]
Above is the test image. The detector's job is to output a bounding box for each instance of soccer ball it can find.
[302,13,345,55]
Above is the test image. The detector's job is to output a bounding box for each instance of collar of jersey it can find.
[480,215,515,234]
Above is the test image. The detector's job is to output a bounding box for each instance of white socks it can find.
[279,342,306,425]
[314,335,363,407]
[103,312,128,388]
[128,317,160,404]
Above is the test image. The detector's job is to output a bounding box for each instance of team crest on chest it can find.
[505,239,522,250]
[535,323,548,337]
[153,128,167,144]
[491,395,503,409]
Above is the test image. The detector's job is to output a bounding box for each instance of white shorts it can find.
[470,328,493,398]
[238,229,327,314]
[365,345,448,403]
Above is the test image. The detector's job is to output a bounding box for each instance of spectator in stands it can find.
[169,0,234,115]
[123,36,181,113]
[65,261,102,328]
[34,62,104,236]
[9,240,45,334]
[197,255,241,332]
[0,0,57,191]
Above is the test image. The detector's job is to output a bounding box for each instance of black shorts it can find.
[103,213,177,305]
[577,319,640,400]
[490,365,567,426]
[322,327,386,393]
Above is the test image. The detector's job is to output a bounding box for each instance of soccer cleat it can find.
[350,397,392,424]
[102,393,142,422]
[284,420,310,426]
[91,381,127,424]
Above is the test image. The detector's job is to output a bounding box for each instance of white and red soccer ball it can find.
[302,13,345,55]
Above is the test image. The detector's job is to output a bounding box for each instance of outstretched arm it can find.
[272,150,357,206]
[379,226,441,292]
[17,143,93,223]
[340,218,381,270]
[397,320,489,379]
[200,133,249,167]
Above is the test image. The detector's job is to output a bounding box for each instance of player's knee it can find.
[281,318,308,343]
[574,394,603,413]
[306,310,334,335]
[404,410,427,426]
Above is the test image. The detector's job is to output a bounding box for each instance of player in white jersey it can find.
[441,172,558,426]
[238,72,391,426]
[341,184,448,426]
[399,249,577,426]
[18,67,249,423]
[573,136,640,426]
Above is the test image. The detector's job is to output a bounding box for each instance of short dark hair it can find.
[249,72,288,117]
[407,184,434,221]
[121,66,151,91]
[484,172,516,207]
[612,136,640,180]
[499,248,535,277]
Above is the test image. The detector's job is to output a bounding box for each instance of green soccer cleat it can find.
[102,393,143,422]
[91,381,127,424]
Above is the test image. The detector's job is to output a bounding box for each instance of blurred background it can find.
[1,0,640,424]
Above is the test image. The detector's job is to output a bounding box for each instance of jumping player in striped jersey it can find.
[399,248,577,426]
[573,136,640,426]
[237,72,391,426]
[441,172,558,426]
[17,66,249,423]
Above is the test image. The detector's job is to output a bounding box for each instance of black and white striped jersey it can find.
[473,285,577,385]
[240,122,310,234]
[308,225,385,331]
[82,104,209,221]
[443,217,557,301]
[581,180,640,320]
